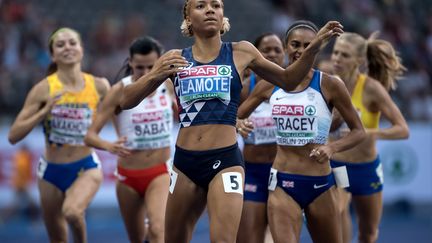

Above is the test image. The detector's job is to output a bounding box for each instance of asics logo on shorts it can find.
[213,160,221,169]
[313,183,328,189]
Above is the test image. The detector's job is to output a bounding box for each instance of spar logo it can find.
[218,65,231,75]
[272,105,303,116]
[178,65,231,79]
[305,105,316,116]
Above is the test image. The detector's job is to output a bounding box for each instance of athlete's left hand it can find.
[236,118,254,138]
[309,21,344,53]
[310,145,334,164]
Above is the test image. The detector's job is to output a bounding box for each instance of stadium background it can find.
[0,0,431,242]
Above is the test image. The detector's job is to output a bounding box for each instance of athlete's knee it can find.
[62,205,84,225]
[164,224,191,243]
[358,229,379,243]
[148,220,164,239]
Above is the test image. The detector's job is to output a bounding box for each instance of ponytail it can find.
[46,62,58,76]
[367,32,407,91]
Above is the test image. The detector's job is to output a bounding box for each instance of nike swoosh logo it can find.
[313,183,329,189]
[275,96,290,101]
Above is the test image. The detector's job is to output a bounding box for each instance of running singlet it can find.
[117,76,173,150]
[270,70,332,146]
[244,73,277,145]
[174,42,242,128]
[43,72,99,145]
[352,74,380,129]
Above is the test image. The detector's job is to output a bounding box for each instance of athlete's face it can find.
[285,28,316,65]
[331,39,361,77]
[186,0,224,37]
[129,51,159,80]
[257,35,284,66]
[50,30,83,65]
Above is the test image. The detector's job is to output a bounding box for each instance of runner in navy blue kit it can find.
[85,37,174,243]
[120,1,343,241]
[237,33,284,243]
[238,20,366,243]
[330,32,409,243]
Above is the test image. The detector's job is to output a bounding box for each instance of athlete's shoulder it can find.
[33,78,50,93]
[320,73,349,102]
[26,78,50,102]
[232,41,255,52]
[363,75,386,96]
[322,72,344,88]
[92,75,110,98]
[110,80,125,94]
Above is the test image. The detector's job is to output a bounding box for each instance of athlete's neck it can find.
[192,36,222,63]
[340,69,360,95]
[56,65,84,88]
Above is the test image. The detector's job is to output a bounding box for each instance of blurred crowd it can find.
[270,0,432,121]
[0,0,431,121]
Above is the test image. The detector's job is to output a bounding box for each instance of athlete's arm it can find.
[329,109,345,132]
[94,77,111,101]
[8,80,58,144]
[237,80,274,138]
[243,21,343,91]
[239,76,251,104]
[120,50,188,109]
[316,75,365,160]
[238,80,274,119]
[367,79,409,140]
[164,79,179,116]
[84,83,131,157]
[328,76,366,152]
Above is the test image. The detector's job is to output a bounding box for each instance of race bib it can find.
[176,65,232,108]
[247,117,276,145]
[222,172,243,194]
[127,110,172,150]
[268,168,278,191]
[37,157,48,178]
[272,105,318,146]
[49,104,92,145]
[169,169,178,194]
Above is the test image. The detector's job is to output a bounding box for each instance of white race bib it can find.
[49,105,92,145]
[176,65,232,108]
[221,172,243,194]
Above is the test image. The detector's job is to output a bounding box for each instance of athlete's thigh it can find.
[335,187,351,213]
[116,182,146,238]
[335,188,353,243]
[352,192,383,232]
[38,178,67,241]
[207,166,244,241]
[63,168,102,211]
[267,187,303,243]
[305,186,342,243]
[144,173,169,228]
[165,166,207,242]
[237,201,268,243]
